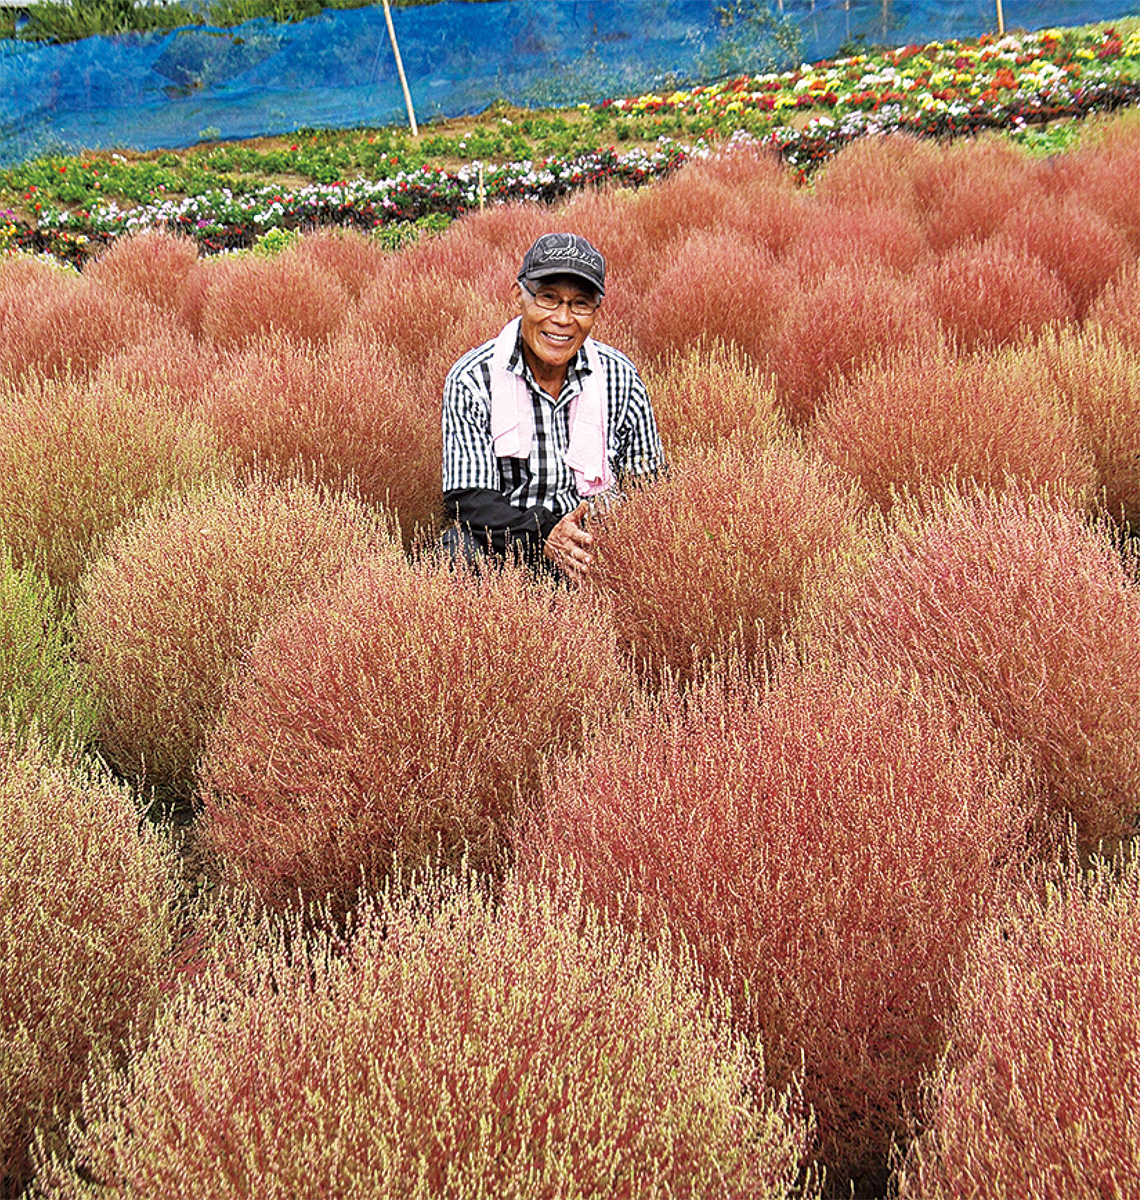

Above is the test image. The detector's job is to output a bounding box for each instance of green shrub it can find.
[0,549,98,753]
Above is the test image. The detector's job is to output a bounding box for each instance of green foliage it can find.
[372,210,451,250]
[251,225,300,256]
[16,0,195,43]
[0,549,99,754]
[1008,119,1084,155]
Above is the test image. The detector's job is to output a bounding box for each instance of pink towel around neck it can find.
[489,317,613,498]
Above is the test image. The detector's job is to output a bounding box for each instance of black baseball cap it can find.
[518,232,605,296]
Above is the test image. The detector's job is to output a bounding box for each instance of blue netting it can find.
[1,0,1137,165]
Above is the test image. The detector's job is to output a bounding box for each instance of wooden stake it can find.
[996,0,1004,34]
[382,0,418,138]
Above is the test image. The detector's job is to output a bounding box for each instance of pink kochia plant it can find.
[0,267,167,382]
[83,229,202,314]
[0,372,230,602]
[1086,259,1140,355]
[1020,327,1140,527]
[198,556,628,912]
[639,337,784,454]
[193,250,350,348]
[1,732,176,1197]
[811,342,1098,511]
[204,331,442,542]
[805,486,1140,849]
[921,236,1075,352]
[33,872,816,1200]
[895,856,1140,1200]
[522,659,1046,1188]
[591,438,867,683]
[765,261,938,425]
[75,477,393,791]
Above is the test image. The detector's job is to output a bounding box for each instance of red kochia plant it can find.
[804,486,1140,849]
[93,326,223,415]
[1086,259,1140,355]
[623,229,793,367]
[75,477,393,791]
[811,132,940,214]
[996,194,1131,320]
[195,251,350,348]
[0,268,166,381]
[203,331,441,542]
[286,226,390,300]
[812,342,1098,511]
[0,732,176,1197]
[626,144,805,258]
[1053,110,1140,252]
[921,236,1075,352]
[83,229,201,313]
[197,555,628,912]
[766,262,939,425]
[391,201,552,294]
[1022,327,1140,527]
[592,439,867,683]
[896,856,1140,1200]
[0,373,230,601]
[522,659,1045,1188]
[788,200,932,282]
[34,872,816,1200]
[639,336,783,453]
[349,266,512,381]
[912,135,1042,254]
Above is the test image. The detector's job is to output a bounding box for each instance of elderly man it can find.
[441,231,664,582]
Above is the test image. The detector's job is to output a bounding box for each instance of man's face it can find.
[515,274,599,378]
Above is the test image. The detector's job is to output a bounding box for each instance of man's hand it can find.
[544,501,594,583]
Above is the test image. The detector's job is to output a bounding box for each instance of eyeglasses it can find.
[521,280,600,318]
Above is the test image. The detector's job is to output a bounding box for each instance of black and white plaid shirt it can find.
[442,329,665,558]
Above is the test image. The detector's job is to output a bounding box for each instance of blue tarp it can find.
[1,0,1138,165]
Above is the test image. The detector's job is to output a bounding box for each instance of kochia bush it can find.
[203,331,442,542]
[921,236,1075,352]
[75,477,393,791]
[811,342,1098,511]
[765,262,939,425]
[34,873,815,1200]
[803,487,1140,849]
[83,229,202,315]
[0,549,98,754]
[996,194,1131,320]
[896,857,1140,1200]
[1086,259,1140,355]
[522,660,1045,1188]
[0,268,165,382]
[621,229,790,367]
[591,439,867,683]
[197,556,628,912]
[0,373,230,601]
[194,251,350,348]
[1020,327,1140,527]
[639,336,783,454]
[0,733,176,1197]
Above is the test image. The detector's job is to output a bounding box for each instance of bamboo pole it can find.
[382,0,418,138]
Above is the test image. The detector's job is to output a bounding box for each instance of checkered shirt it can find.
[442,331,664,517]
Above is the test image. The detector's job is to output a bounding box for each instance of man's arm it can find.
[443,487,558,561]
